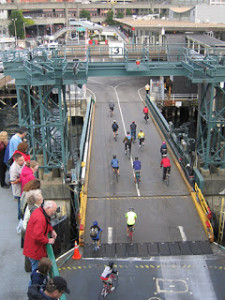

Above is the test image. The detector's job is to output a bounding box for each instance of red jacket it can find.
[160,157,171,168]
[13,150,30,163]
[20,165,36,193]
[143,107,148,114]
[23,207,53,260]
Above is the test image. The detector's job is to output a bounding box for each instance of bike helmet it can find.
[113,155,116,159]
[127,131,130,135]
[93,221,98,226]
[135,157,138,160]
[108,261,114,269]
[113,120,116,123]
[132,121,135,124]
[162,141,166,144]
[145,105,147,108]
[140,129,143,132]
[129,208,134,211]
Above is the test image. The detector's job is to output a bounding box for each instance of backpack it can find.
[127,135,131,141]
[112,123,118,131]
[90,227,98,238]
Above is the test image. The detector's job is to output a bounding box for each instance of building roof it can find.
[186,34,225,46]
[114,18,225,31]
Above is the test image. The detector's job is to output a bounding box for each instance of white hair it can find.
[26,189,42,205]
[43,200,56,209]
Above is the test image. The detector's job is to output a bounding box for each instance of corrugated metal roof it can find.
[186,34,225,46]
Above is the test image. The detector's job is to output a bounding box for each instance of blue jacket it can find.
[133,160,141,170]
[111,158,119,168]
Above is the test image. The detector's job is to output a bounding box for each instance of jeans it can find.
[28,257,39,272]
[14,196,21,220]
[131,131,136,140]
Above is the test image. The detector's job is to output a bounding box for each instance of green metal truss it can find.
[2,45,225,173]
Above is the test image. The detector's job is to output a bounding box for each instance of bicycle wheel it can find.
[116,172,119,183]
[98,286,107,299]
[112,273,119,289]
[166,174,170,186]
[127,149,130,159]
[129,228,133,243]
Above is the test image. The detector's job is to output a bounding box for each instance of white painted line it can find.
[114,85,141,197]
[178,226,187,241]
[108,227,113,244]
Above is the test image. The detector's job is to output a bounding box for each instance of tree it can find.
[126,9,132,16]
[116,11,124,19]
[8,10,34,39]
[105,10,114,26]
[80,10,91,21]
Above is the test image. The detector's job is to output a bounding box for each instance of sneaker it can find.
[111,287,115,292]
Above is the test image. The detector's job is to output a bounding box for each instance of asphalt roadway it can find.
[61,76,225,300]
[85,76,205,245]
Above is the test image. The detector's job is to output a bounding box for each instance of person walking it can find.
[23,200,58,272]
[0,131,9,188]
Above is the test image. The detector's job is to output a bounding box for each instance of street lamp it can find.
[12,18,17,47]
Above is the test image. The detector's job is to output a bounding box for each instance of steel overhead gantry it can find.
[2,44,225,176]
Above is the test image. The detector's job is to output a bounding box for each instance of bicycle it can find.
[144,114,149,124]
[135,171,141,188]
[140,140,144,152]
[126,147,131,159]
[113,167,119,183]
[165,168,170,186]
[109,109,113,117]
[114,132,118,142]
[128,225,135,243]
[131,132,136,144]
[98,272,118,299]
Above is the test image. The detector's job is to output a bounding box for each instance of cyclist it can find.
[160,141,167,157]
[160,155,171,181]
[130,121,137,143]
[111,155,120,176]
[125,208,137,236]
[90,221,103,250]
[133,157,141,184]
[137,129,145,147]
[143,105,149,121]
[112,120,119,139]
[100,261,117,292]
[123,131,133,154]
[109,103,115,116]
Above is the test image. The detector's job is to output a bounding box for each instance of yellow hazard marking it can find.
[58,263,225,272]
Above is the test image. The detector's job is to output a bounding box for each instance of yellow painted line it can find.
[119,265,123,268]
[62,267,66,270]
[73,267,77,270]
[140,265,144,268]
[58,268,61,271]
[135,265,139,268]
[156,265,161,269]
[78,266,82,269]
[150,265,155,269]
[67,267,71,270]
[79,100,96,246]
[145,265,149,268]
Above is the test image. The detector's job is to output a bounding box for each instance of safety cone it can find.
[72,241,82,260]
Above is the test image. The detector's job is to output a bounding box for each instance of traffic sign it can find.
[76,27,86,32]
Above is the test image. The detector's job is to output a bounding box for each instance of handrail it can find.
[46,244,67,300]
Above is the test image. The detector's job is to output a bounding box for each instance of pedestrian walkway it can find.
[0,186,29,299]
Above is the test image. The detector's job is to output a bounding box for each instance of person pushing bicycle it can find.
[125,208,137,236]
[133,157,141,184]
[90,221,102,250]
[160,155,171,181]
[100,261,118,292]
[130,121,137,143]
[160,141,167,157]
